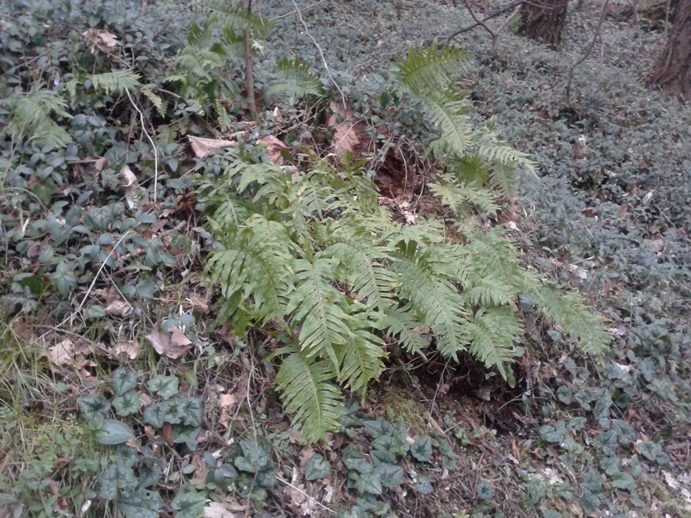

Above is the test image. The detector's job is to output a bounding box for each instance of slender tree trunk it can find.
[242,0,257,117]
[520,0,570,49]
[648,0,690,98]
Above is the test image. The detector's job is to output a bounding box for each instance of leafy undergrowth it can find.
[0,1,689,518]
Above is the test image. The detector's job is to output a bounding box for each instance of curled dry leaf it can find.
[120,165,137,187]
[218,393,238,430]
[49,339,74,366]
[188,136,238,159]
[327,101,360,157]
[83,28,119,53]
[257,135,288,165]
[204,501,247,518]
[146,325,193,359]
[112,340,142,360]
[105,299,131,317]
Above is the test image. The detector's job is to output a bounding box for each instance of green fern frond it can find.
[463,275,518,306]
[206,215,293,324]
[141,86,166,117]
[201,1,272,37]
[89,70,140,95]
[467,307,522,381]
[335,322,386,393]
[268,57,323,99]
[275,347,343,442]
[379,306,430,356]
[430,176,500,216]
[394,241,471,360]
[531,283,611,355]
[286,256,354,368]
[2,90,72,148]
[393,43,468,96]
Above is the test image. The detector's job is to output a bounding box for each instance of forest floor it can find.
[1,0,689,517]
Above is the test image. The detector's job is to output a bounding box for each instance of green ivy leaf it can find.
[99,462,138,500]
[171,487,207,518]
[79,395,110,420]
[410,435,433,462]
[416,476,433,494]
[96,419,135,445]
[375,463,404,488]
[611,471,636,492]
[147,375,179,399]
[353,470,382,496]
[51,261,78,297]
[234,441,269,473]
[539,421,567,443]
[600,457,621,476]
[342,445,373,474]
[172,424,200,451]
[112,369,138,396]
[476,480,494,500]
[118,489,163,518]
[362,419,395,439]
[113,391,141,417]
[305,454,331,481]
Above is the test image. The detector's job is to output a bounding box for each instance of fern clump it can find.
[201,44,610,442]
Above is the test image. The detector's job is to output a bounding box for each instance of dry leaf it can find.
[105,299,131,317]
[50,339,74,366]
[218,393,238,430]
[162,422,174,446]
[327,101,360,156]
[257,135,288,165]
[186,293,209,314]
[204,501,247,518]
[121,165,137,187]
[82,28,119,54]
[146,325,193,359]
[188,136,237,159]
[112,340,142,360]
[94,157,109,172]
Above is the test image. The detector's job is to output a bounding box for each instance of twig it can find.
[565,0,610,101]
[276,475,335,514]
[463,0,496,41]
[447,1,523,43]
[269,0,326,21]
[125,88,159,202]
[290,0,347,109]
[244,0,257,117]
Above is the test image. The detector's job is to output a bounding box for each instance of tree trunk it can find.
[648,0,690,98]
[520,0,570,49]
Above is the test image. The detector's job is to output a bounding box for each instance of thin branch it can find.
[276,475,335,514]
[463,0,496,40]
[290,0,347,109]
[125,88,159,202]
[447,1,523,43]
[269,0,326,21]
[565,0,610,100]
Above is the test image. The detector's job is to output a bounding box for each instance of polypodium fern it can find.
[267,57,323,99]
[201,44,611,443]
[1,89,72,148]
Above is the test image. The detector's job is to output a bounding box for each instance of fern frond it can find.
[430,176,500,216]
[530,283,611,355]
[466,307,522,381]
[90,70,140,95]
[141,86,166,117]
[202,2,272,37]
[275,347,343,442]
[268,57,323,99]
[286,256,354,368]
[378,306,430,356]
[335,320,386,393]
[394,241,471,360]
[2,90,72,148]
[393,43,468,96]
[206,215,293,325]
[420,90,473,157]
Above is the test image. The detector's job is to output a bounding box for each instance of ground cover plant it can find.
[0,0,689,517]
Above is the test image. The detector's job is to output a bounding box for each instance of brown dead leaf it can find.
[146,325,193,359]
[82,28,119,54]
[112,340,142,360]
[162,422,174,446]
[257,135,288,165]
[327,101,360,156]
[204,501,247,518]
[186,293,209,314]
[121,165,137,187]
[94,157,109,172]
[105,299,131,317]
[218,393,238,430]
[188,136,238,159]
[144,426,157,440]
[49,339,74,366]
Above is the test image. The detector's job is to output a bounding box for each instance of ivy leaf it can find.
[234,441,269,473]
[118,489,163,518]
[51,261,78,297]
[362,419,395,439]
[416,476,433,494]
[96,419,135,445]
[173,394,203,427]
[147,375,179,399]
[143,401,173,428]
[112,369,138,396]
[611,471,636,492]
[342,445,373,474]
[539,421,567,443]
[353,470,382,496]
[171,487,207,518]
[113,391,141,417]
[375,463,404,488]
[305,454,331,481]
[172,424,200,451]
[79,395,111,420]
[476,480,494,500]
[99,462,137,500]
[635,441,670,465]
[410,436,433,462]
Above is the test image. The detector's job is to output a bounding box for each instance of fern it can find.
[89,70,141,95]
[430,175,500,216]
[268,57,323,99]
[2,90,72,148]
[467,307,523,383]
